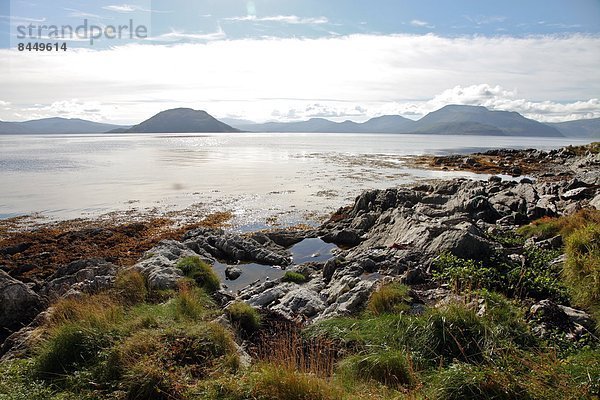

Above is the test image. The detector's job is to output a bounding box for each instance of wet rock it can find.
[322,229,362,247]
[185,229,291,266]
[0,270,43,339]
[488,175,502,183]
[0,242,32,256]
[225,266,242,281]
[263,230,313,247]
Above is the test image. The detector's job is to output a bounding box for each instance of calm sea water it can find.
[0,133,592,225]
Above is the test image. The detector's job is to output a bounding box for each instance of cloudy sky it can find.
[0,0,599,124]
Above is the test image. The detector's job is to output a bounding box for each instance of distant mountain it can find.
[125,108,239,133]
[548,118,600,138]
[0,117,127,134]
[411,105,563,137]
[232,106,568,137]
[234,115,415,133]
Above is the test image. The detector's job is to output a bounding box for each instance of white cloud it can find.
[225,15,329,25]
[0,34,598,123]
[152,26,226,42]
[102,4,150,13]
[410,19,434,28]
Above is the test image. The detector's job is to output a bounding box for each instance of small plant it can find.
[282,271,307,284]
[226,301,262,335]
[173,284,207,320]
[113,270,147,305]
[177,256,221,293]
[367,283,411,315]
[338,350,417,389]
[432,253,500,293]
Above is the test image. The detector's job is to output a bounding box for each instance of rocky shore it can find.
[0,142,598,399]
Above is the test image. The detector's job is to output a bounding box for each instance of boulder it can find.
[225,266,242,281]
[41,258,117,302]
[0,270,43,338]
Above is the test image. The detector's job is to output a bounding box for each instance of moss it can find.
[177,256,221,293]
[367,283,411,315]
[282,271,307,284]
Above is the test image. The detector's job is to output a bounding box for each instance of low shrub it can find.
[563,223,600,328]
[367,283,411,316]
[338,350,417,389]
[34,323,112,377]
[252,364,344,400]
[177,256,221,293]
[113,270,147,305]
[428,363,525,400]
[282,271,307,284]
[517,208,600,240]
[123,359,178,400]
[424,304,488,364]
[432,253,500,293]
[226,301,261,335]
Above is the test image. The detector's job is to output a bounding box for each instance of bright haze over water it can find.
[0,133,592,226]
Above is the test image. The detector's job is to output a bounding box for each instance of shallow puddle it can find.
[290,237,338,264]
[213,261,285,293]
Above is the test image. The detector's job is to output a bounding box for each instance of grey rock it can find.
[322,229,362,246]
[562,187,593,200]
[130,240,202,290]
[41,258,117,302]
[0,270,43,337]
[272,287,326,319]
[225,266,242,281]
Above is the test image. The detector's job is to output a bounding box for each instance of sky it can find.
[0,0,599,124]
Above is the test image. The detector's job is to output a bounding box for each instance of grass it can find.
[225,301,262,335]
[338,350,418,389]
[517,209,600,241]
[113,270,147,305]
[177,256,221,293]
[563,223,600,328]
[282,271,307,284]
[367,283,411,315]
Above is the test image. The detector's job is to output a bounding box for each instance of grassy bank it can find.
[1,211,599,399]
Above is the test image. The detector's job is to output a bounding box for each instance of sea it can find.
[0,132,593,227]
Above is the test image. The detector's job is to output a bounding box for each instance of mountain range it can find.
[0,117,127,134]
[1,105,598,137]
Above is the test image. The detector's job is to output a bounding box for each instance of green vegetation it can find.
[517,208,600,241]
[282,271,307,284]
[2,210,599,400]
[367,283,411,315]
[226,301,262,335]
[432,249,568,302]
[338,350,417,389]
[177,256,221,293]
[564,223,600,328]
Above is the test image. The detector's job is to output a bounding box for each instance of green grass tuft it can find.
[338,350,417,389]
[367,283,411,315]
[282,271,307,284]
[177,256,221,293]
[226,301,262,335]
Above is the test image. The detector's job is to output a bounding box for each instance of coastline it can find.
[1,142,599,399]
